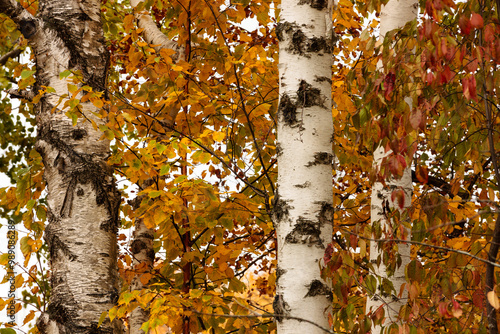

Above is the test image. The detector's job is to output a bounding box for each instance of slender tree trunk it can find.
[126,1,184,332]
[273,1,334,332]
[366,1,417,333]
[0,0,123,333]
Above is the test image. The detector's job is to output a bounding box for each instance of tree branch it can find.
[0,47,22,66]
[130,0,184,59]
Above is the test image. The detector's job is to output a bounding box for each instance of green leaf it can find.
[59,70,72,79]
[97,311,107,327]
[149,191,162,198]
[174,175,187,184]
[0,329,17,334]
[20,70,35,79]
[159,165,170,176]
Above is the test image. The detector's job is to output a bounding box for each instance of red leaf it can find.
[438,301,450,318]
[462,75,477,101]
[425,71,435,85]
[439,66,453,84]
[470,13,484,28]
[485,25,495,42]
[391,188,406,210]
[323,243,333,265]
[384,72,396,100]
[416,166,428,184]
[459,15,471,35]
[472,289,484,308]
[388,155,406,178]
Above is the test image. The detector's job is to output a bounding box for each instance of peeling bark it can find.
[274,0,334,332]
[0,0,122,333]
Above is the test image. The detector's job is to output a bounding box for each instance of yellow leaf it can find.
[488,291,500,309]
[213,132,225,142]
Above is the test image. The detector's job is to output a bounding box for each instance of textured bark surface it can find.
[0,0,122,333]
[366,1,417,333]
[274,0,334,332]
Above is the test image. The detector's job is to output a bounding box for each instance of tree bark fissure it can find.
[1,0,122,333]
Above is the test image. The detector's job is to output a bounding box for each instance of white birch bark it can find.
[273,1,334,332]
[130,0,184,60]
[0,0,122,333]
[366,1,417,333]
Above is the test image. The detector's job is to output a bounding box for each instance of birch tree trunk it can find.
[126,2,184,332]
[366,1,417,333]
[273,1,334,332]
[0,0,122,333]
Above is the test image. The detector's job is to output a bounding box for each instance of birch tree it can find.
[125,1,183,332]
[366,0,417,332]
[0,0,122,333]
[273,0,334,332]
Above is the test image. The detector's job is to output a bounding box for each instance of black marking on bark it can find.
[278,93,297,125]
[272,191,292,227]
[306,152,334,166]
[291,28,308,54]
[305,279,331,298]
[38,128,121,231]
[45,224,77,262]
[131,239,147,255]
[47,301,75,327]
[277,22,332,55]
[297,80,324,108]
[276,22,297,42]
[294,181,311,188]
[60,178,77,218]
[71,128,87,140]
[276,143,283,156]
[41,10,109,92]
[299,0,328,9]
[285,218,322,246]
[317,202,334,226]
[276,268,287,281]
[315,75,333,84]
[308,36,331,53]
[19,19,37,38]
[272,294,289,323]
[76,187,84,196]
[109,287,119,304]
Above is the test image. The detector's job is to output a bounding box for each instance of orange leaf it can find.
[487,291,500,309]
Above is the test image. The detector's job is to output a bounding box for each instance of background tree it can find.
[365,1,417,333]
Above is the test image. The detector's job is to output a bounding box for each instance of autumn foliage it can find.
[1,0,500,333]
